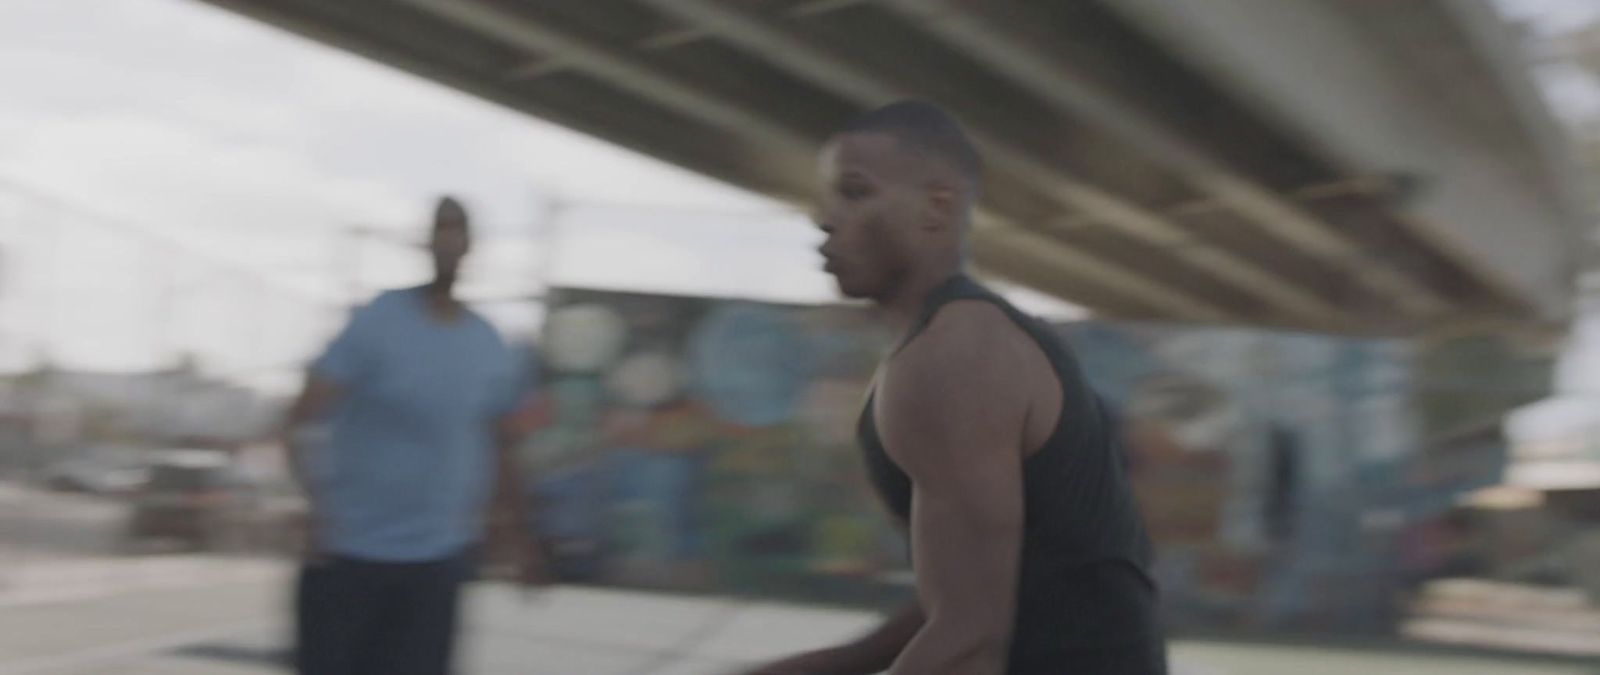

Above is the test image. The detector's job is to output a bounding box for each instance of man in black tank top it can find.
[747,102,1166,674]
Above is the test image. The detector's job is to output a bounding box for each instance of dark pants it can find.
[295,552,468,675]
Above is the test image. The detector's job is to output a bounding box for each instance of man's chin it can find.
[429,274,459,293]
[826,271,873,300]
[834,283,873,301]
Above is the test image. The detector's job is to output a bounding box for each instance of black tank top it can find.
[859,275,1167,673]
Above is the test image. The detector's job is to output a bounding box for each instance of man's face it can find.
[430,213,470,283]
[814,132,926,300]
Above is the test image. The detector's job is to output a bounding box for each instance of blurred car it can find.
[124,450,240,550]
[42,461,98,493]
[44,460,148,496]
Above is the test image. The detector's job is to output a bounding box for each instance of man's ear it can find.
[922,181,961,233]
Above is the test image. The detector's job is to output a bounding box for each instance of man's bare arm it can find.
[280,375,341,502]
[487,413,547,586]
[490,395,556,547]
[279,374,343,557]
[879,303,1029,675]
[744,602,923,675]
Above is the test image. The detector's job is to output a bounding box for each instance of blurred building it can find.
[0,360,278,463]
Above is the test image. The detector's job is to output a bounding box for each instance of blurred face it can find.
[430,209,470,284]
[814,132,927,301]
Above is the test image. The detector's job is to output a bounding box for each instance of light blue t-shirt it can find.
[311,288,519,562]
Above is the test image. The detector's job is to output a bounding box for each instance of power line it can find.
[0,175,340,308]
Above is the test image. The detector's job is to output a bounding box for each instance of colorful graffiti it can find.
[523,286,1548,634]
[525,288,897,599]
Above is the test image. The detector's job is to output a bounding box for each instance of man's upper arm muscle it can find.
[877,302,1031,669]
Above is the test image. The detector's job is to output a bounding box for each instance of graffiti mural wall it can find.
[528,288,900,601]
[525,286,1545,633]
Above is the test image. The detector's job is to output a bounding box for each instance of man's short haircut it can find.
[435,196,468,227]
[841,100,982,188]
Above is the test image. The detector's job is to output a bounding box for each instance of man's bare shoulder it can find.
[876,301,1033,467]
[893,300,1033,385]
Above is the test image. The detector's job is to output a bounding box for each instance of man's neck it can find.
[878,263,962,340]
[423,280,462,322]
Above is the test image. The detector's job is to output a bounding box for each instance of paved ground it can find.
[0,488,1593,673]
[0,561,1593,675]
[0,485,128,561]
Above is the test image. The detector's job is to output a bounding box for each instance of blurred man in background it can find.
[751,101,1165,673]
[281,196,543,675]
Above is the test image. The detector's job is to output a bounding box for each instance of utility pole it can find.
[537,194,565,302]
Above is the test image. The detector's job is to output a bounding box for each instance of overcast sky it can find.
[0,0,838,387]
[0,0,1595,401]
